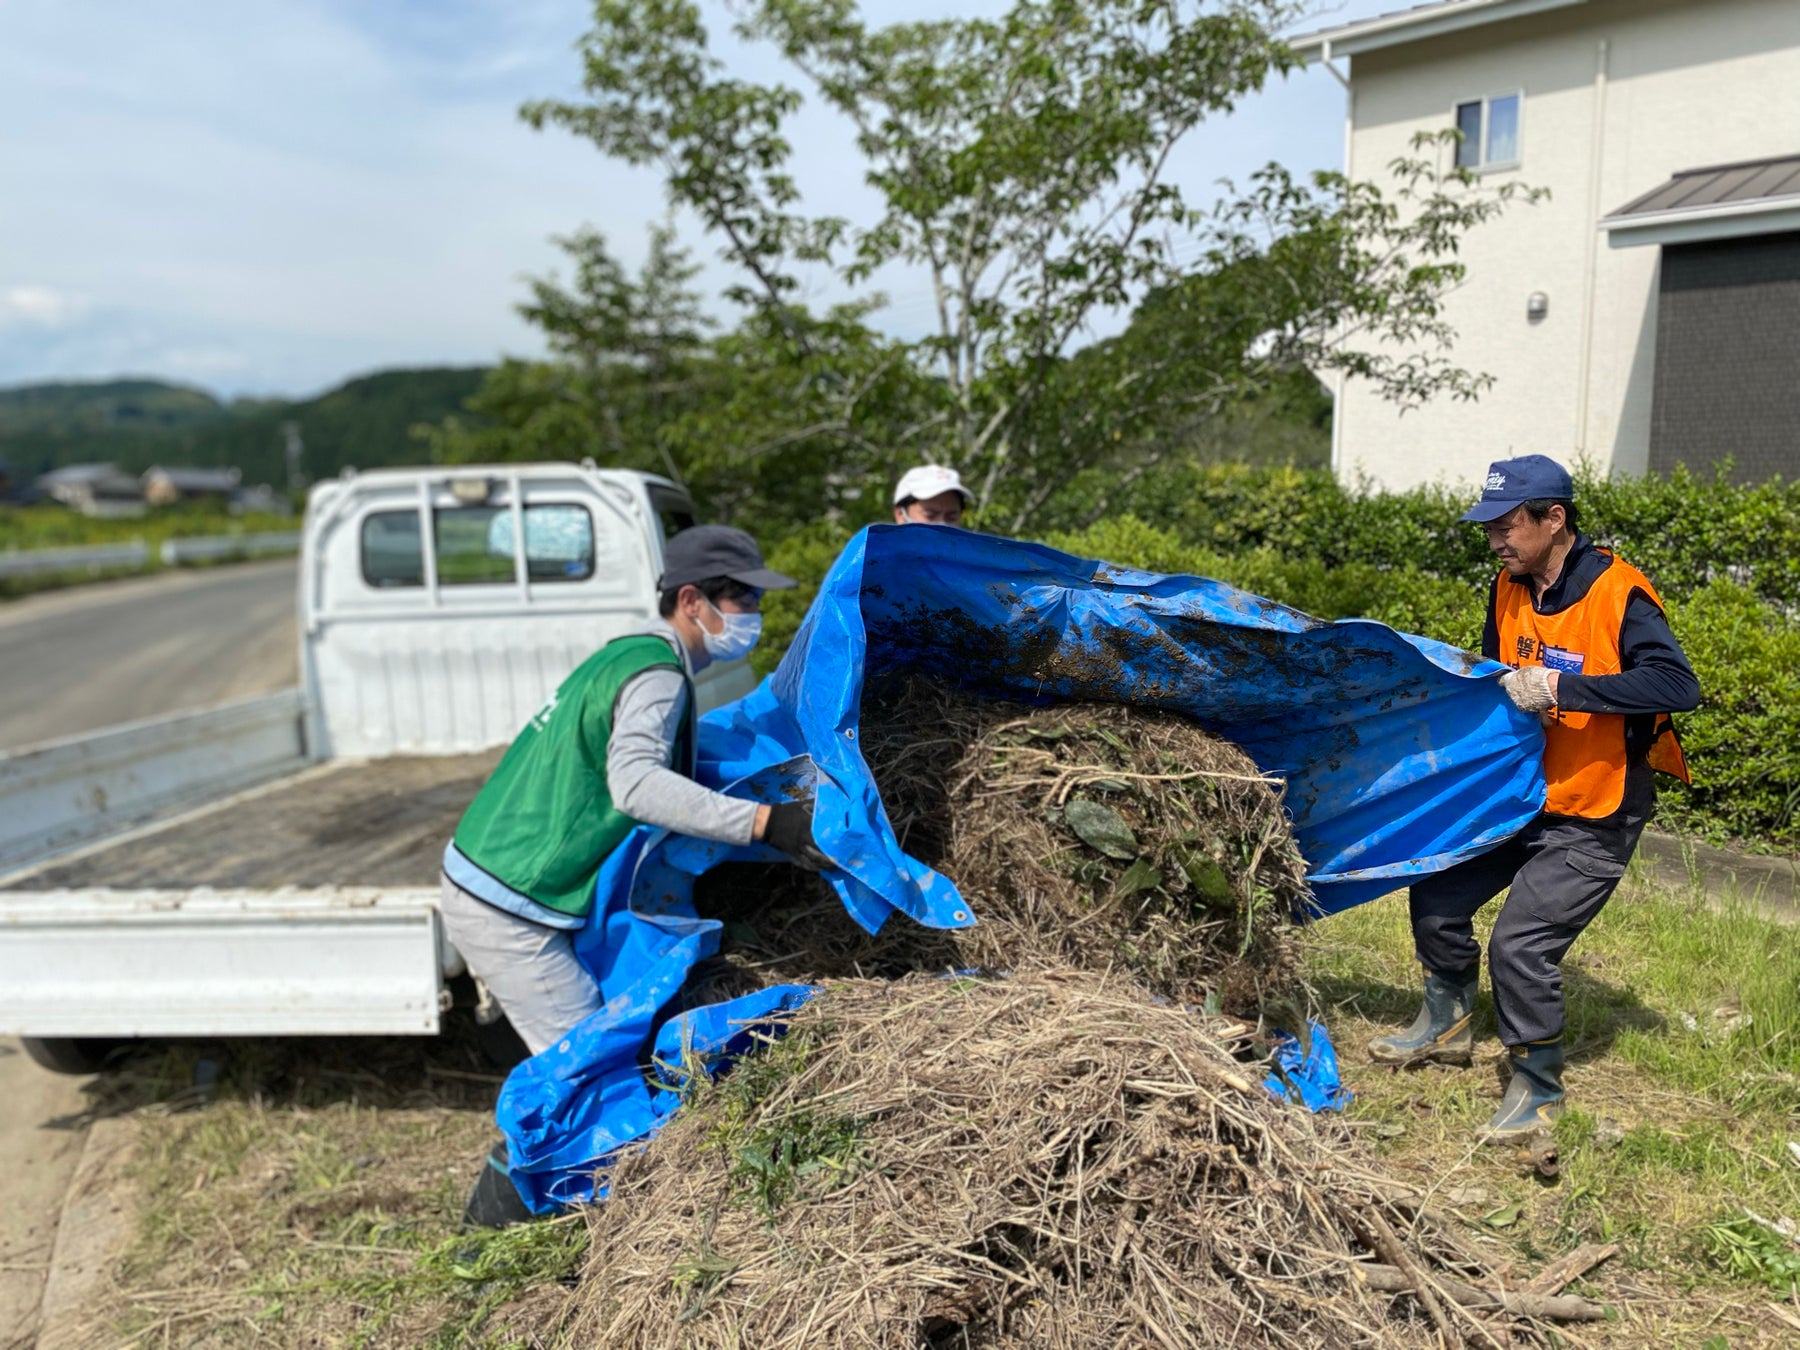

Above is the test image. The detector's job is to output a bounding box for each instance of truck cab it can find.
[300,463,753,756]
[0,463,759,1067]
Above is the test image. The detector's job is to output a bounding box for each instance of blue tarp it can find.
[496,524,1546,1210]
[1263,1021,1353,1113]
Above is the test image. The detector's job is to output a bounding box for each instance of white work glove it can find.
[1499,665,1556,713]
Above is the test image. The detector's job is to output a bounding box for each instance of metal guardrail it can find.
[0,540,149,578]
[0,532,300,580]
[0,690,312,872]
[161,530,301,565]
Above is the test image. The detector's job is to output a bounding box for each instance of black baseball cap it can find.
[657,525,796,593]
[1459,454,1575,523]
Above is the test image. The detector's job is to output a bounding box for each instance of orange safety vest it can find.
[1494,549,1690,819]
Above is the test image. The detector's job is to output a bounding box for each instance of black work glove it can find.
[762,800,833,872]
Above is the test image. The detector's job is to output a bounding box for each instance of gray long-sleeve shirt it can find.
[605,620,760,845]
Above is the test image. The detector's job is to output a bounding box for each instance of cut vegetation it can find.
[690,680,1307,1011]
[565,969,1602,1348]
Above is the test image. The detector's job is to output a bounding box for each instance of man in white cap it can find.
[893,464,973,526]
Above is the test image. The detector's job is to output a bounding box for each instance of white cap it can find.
[893,464,974,506]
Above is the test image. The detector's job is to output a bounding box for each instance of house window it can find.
[1453,92,1521,170]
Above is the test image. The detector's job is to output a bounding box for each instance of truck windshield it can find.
[360,504,596,588]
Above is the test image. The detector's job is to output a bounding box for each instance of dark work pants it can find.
[1408,766,1653,1048]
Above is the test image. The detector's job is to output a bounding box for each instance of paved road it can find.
[0,560,298,751]
[0,561,297,1340]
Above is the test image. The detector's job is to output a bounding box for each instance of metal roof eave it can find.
[1289,0,1589,62]
[1602,196,1800,249]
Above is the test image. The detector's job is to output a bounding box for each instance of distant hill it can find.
[0,366,490,487]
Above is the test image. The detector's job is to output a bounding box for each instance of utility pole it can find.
[281,421,306,492]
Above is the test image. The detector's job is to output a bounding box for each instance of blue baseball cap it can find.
[1459,455,1575,522]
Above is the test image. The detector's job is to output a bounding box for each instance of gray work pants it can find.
[1407,766,1652,1048]
[438,873,603,1057]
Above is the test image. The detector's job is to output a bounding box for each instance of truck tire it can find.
[20,1036,122,1075]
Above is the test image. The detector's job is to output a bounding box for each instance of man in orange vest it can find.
[1369,455,1699,1137]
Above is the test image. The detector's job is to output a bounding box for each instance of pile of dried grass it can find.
[692,679,1307,1012]
[560,971,1573,1349]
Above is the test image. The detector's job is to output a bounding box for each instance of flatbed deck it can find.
[3,751,502,892]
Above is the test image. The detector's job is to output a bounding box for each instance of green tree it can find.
[518,0,1538,531]
[423,225,940,532]
[423,223,713,483]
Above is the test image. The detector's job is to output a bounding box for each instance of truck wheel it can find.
[20,1036,122,1075]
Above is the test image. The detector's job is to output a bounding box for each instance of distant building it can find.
[36,463,147,518]
[1293,0,1800,490]
[142,465,242,506]
[228,483,295,518]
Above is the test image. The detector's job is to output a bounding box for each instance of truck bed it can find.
[3,751,502,892]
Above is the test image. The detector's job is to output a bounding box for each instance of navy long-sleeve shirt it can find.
[1480,536,1700,763]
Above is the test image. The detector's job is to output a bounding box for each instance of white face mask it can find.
[700,598,762,662]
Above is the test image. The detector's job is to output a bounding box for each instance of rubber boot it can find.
[460,1139,536,1230]
[1484,1039,1565,1138]
[1368,967,1478,1066]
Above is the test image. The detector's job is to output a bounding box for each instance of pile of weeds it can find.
[692,677,1307,1014]
[546,970,1589,1349]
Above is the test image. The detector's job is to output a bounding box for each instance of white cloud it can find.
[0,286,87,328]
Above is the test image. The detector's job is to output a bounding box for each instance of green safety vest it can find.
[450,634,695,922]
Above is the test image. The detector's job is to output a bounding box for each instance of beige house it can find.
[1293,0,1800,492]
[142,465,241,506]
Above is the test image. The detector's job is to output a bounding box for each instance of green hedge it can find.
[1658,582,1800,848]
[1041,517,1487,652]
[1085,462,1800,614]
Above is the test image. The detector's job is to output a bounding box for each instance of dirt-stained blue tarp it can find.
[496,524,1545,1210]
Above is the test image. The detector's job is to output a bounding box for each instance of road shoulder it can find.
[1634,829,1800,921]
[0,557,295,631]
[0,1043,94,1350]
[36,1116,139,1350]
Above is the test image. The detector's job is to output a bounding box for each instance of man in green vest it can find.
[439,524,829,1063]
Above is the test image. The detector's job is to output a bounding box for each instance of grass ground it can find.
[1306,867,1800,1348]
[77,1025,586,1349]
[83,866,1800,1347]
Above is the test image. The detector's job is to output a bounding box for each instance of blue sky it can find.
[0,0,1399,399]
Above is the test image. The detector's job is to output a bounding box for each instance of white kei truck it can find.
[0,463,759,1073]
